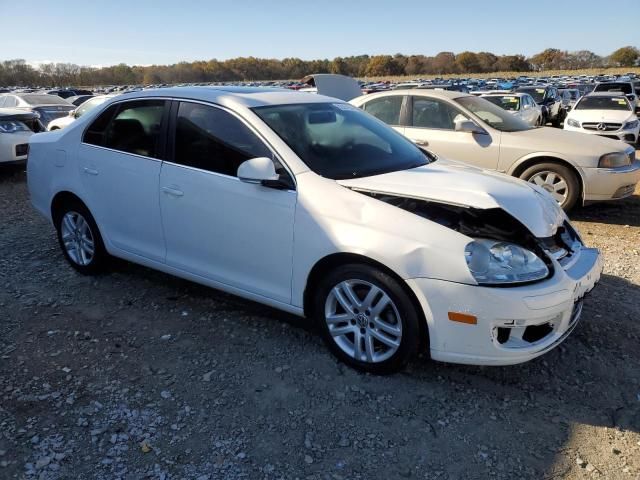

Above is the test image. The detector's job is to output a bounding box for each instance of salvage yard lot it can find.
[0,164,639,479]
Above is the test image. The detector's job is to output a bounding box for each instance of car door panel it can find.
[79,100,167,262]
[403,96,500,170]
[159,101,296,303]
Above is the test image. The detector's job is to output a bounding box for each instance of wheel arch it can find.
[50,190,89,222]
[303,252,430,354]
[508,155,585,203]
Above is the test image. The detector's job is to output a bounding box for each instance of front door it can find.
[403,95,500,170]
[159,101,296,303]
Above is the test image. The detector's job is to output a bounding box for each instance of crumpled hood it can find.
[568,109,635,125]
[337,159,565,238]
[506,125,628,152]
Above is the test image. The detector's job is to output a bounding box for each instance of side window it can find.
[173,102,272,177]
[363,96,403,125]
[412,97,467,130]
[103,100,165,158]
[3,96,17,108]
[83,104,118,146]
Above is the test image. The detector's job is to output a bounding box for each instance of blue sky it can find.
[1,0,637,67]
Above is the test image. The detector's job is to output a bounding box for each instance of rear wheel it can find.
[520,162,580,211]
[53,199,107,274]
[313,264,421,374]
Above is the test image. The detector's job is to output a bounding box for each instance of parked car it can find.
[66,95,95,107]
[350,89,639,210]
[27,87,602,373]
[558,88,581,111]
[515,85,563,126]
[0,93,75,126]
[0,108,43,164]
[47,95,115,131]
[480,93,543,126]
[592,81,639,111]
[564,93,639,145]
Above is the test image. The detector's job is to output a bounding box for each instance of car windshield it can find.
[253,102,429,180]
[483,95,520,111]
[517,88,546,103]
[455,96,533,132]
[575,96,631,111]
[75,96,110,118]
[21,95,71,106]
[594,83,632,94]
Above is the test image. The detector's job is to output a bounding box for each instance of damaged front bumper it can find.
[407,247,603,366]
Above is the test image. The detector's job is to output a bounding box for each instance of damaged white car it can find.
[27,88,602,373]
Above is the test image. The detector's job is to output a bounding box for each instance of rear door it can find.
[79,99,168,262]
[403,95,500,169]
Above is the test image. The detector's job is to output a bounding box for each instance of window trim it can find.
[165,98,297,190]
[81,97,170,161]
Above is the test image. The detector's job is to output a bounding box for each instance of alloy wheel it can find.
[324,279,402,363]
[60,211,95,266]
[528,171,569,204]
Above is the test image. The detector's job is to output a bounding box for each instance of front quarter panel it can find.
[290,172,475,308]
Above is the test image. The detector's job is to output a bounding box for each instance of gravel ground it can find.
[0,163,639,480]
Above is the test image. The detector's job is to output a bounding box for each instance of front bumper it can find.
[407,247,603,366]
[582,161,640,201]
[0,131,33,163]
[564,124,639,144]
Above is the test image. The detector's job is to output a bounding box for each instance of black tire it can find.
[53,199,108,275]
[312,263,421,374]
[519,162,580,212]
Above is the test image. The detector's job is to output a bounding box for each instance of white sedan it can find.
[47,95,116,131]
[480,92,543,126]
[350,90,640,210]
[0,108,42,164]
[564,92,639,145]
[27,87,602,373]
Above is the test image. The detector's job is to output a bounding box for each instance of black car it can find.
[0,93,74,126]
[515,85,563,126]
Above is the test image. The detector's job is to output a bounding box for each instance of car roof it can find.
[109,86,338,108]
[585,92,629,97]
[383,89,467,100]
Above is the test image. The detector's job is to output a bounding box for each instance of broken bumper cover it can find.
[407,247,603,366]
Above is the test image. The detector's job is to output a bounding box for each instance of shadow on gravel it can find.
[0,163,26,182]
[571,192,640,227]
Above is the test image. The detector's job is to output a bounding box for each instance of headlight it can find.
[622,119,639,130]
[465,239,549,285]
[0,120,30,133]
[566,118,580,128]
[598,152,631,168]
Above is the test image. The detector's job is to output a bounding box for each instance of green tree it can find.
[609,46,640,67]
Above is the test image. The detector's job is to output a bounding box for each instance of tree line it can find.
[1,47,638,87]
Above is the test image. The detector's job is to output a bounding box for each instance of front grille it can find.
[582,122,622,131]
[15,144,28,157]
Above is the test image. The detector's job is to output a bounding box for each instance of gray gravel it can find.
[1,164,639,479]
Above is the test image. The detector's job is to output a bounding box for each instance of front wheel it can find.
[54,200,108,274]
[520,162,580,211]
[313,264,421,374]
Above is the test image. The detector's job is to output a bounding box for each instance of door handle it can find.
[415,140,429,147]
[162,186,184,197]
[83,167,99,176]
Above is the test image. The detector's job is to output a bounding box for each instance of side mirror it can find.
[68,110,76,117]
[455,119,487,135]
[237,157,278,184]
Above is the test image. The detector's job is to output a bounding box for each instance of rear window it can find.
[21,95,71,106]
[483,95,520,111]
[594,83,632,94]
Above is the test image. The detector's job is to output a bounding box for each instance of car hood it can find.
[336,159,564,238]
[505,125,628,152]
[568,109,635,124]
